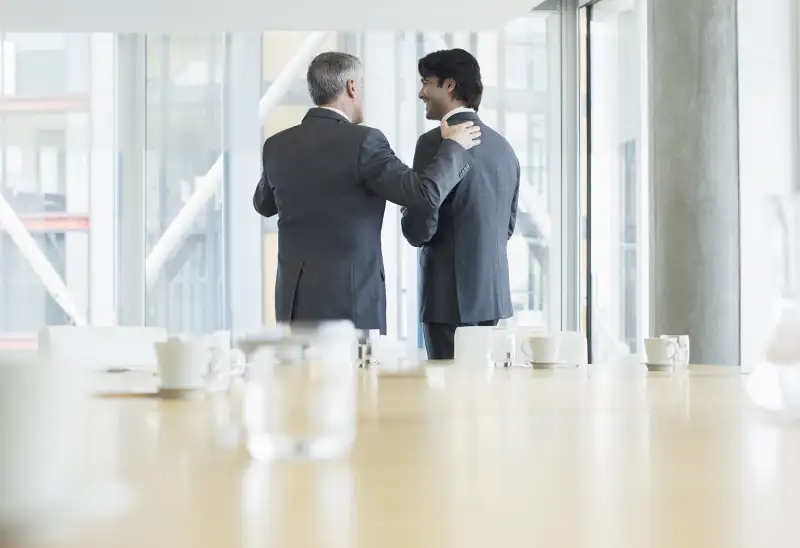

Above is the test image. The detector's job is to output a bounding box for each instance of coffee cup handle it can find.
[521,340,532,358]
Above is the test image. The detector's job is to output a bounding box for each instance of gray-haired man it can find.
[253,52,481,333]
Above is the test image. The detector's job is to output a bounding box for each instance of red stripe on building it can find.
[0,333,37,350]
[0,213,90,232]
[0,95,91,113]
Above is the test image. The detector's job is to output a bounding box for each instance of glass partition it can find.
[583,0,649,363]
[0,16,576,348]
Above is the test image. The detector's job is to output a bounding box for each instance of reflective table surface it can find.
[9,364,800,548]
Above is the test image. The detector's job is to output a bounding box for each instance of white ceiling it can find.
[0,0,538,31]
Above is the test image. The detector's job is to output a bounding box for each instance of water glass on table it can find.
[453,326,524,368]
[660,335,690,367]
[238,321,358,461]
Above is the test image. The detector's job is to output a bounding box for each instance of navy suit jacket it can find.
[401,111,519,324]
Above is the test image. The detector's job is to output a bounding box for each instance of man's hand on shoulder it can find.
[440,120,481,150]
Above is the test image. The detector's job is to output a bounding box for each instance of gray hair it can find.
[306,52,362,106]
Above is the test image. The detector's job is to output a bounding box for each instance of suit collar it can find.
[303,107,351,124]
[320,106,351,122]
[443,110,480,125]
[442,106,475,121]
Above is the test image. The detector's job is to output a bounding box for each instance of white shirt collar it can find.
[442,106,475,122]
[320,106,351,122]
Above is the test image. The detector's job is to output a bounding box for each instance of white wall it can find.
[738,0,798,370]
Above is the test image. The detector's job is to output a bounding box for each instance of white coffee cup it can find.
[0,355,90,531]
[155,337,212,390]
[511,326,546,365]
[644,337,678,365]
[522,335,560,364]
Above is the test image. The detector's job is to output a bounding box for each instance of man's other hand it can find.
[440,120,481,150]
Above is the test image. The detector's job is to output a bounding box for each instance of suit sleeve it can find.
[358,127,470,209]
[253,156,278,218]
[508,158,520,240]
[401,134,442,247]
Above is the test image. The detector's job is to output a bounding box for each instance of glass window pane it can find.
[144,34,225,333]
[480,107,498,128]
[0,33,112,349]
[498,12,561,327]
[587,0,648,362]
[476,32,499,87]
[504,43,529,89]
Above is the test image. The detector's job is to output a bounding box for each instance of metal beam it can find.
[560,0,581,332]
[364,32,400,337]
[793,0,800,193]
[88,32,116,325]
[141,81,549,115]
[224,32,264,336]
[116,33,147,326]
[144,31,329,289]
[0,192,85,325]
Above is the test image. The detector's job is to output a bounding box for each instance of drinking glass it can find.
[239,321,357,461]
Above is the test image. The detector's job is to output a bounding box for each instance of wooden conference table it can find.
[10,364,800,548]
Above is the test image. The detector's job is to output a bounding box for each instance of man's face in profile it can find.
[418,76,451,121]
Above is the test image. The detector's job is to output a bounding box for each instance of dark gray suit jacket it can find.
[253,108,471,333]
[401,111,519,324]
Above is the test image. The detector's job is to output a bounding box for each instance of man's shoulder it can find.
[420,125,441,141]
[355,124,387,140]
[479,123,517,157]
[264,120,372,149]
[263,124,301,150]
[415,126,442,150]
[351,125,398,154]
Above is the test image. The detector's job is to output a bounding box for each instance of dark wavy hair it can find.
[418,48,483,111]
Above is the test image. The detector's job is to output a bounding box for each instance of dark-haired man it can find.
[253,51,481,334]
[402,48,520,360]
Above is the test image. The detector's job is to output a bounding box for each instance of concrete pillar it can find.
[649,0,740,364]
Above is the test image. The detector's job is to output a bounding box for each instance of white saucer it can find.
[375,367,427,378]
[643,362,674,372]
[529,361,566,370]
[158,386,206,399]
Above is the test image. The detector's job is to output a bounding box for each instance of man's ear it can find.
[346,79,358,98]
[444,78,457,93]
